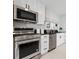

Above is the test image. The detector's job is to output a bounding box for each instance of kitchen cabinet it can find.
[36,1,45,24]
[27,0,45,24]
[41,35,49,55]
[56,33,66,47]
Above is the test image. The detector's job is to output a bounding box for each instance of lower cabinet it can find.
[40,35,49,55]
[56,33,66,47]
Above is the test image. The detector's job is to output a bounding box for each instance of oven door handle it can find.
[16,38,40,45]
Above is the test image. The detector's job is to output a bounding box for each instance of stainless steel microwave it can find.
[13,5,38,23]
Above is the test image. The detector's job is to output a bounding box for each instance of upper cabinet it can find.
[36,1,45,24]
[14,0,45,24]
[30,0,45,24]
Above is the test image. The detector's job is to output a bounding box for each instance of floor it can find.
[41,44,66,59]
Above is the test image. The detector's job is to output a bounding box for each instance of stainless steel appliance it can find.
[14,28,35,34]
[13,4,38,23]
[14,28,41,35]
[43,30,57,51]
[14,27,41,59]
[49,34,56,51]
[14,34,41,59]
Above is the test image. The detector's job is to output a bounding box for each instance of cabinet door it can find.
[37,1,45,24]
[27,0,37,11]
[41,35,49,54]
[56,33,65,47]
[57,33,62,47]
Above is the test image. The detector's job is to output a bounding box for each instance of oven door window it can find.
[19,41,39,59]
[17,8,36,21]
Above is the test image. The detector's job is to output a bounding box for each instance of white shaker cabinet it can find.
[37,2,45,24]
[41,35,49,55]
[56,33,66,47]
[29,0,45,24]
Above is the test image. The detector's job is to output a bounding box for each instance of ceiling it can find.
[40,0,66,16]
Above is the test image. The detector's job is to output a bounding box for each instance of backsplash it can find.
[13,20,45,29]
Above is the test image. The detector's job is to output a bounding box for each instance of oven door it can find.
[15,38,40,59]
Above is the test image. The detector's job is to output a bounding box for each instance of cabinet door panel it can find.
[56,33,65,47]
[41,35,49,54]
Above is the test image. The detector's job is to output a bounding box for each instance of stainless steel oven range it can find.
[14,34,41,59]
